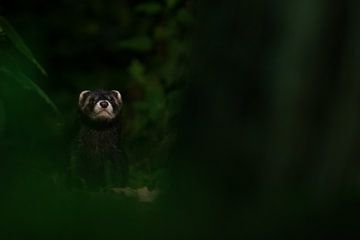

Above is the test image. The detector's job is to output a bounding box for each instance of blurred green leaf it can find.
[0,67,61,117]
[154,26,175,40]
[176,9,193,24]
[165,0,180,9]
[0,16,47,76]
[145,83,165,121]
[118,36,153,52]
[135,2,163,15]
[0,98,5,134]
[128,59,145,82]
[0,25,4,36]
[166,90,183,115]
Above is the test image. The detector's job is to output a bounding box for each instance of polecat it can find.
[70,89,128,190]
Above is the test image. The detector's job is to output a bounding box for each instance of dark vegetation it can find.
[1,0,360,239]
[0,0,190,238]
[0,0,191,189]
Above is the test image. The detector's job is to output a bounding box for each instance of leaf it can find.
[0,67,61,117]
[118,36,153,52]
[0,25,4,36]
[128,59,145,82]
[165,0,180,9]
[135,2,162,15]
[154,26,174,40]
[0,16,47,76]
[0,98,5,134]
[176,9,193,24]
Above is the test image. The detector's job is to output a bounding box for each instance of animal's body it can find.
[70,90,128,189]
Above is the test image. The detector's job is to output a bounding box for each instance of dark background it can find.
[0,0,360,239]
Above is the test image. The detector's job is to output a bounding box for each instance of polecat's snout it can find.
[99,101,109,108]
[78,90,123,122]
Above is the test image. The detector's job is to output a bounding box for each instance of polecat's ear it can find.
[111,90,122,103]
[79,90,90,106]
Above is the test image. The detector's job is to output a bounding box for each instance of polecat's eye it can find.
[104,96,114,104]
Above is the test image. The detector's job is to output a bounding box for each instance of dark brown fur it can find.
[70,90,128,190]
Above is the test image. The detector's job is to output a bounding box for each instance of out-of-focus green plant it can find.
[0,0,192,189]
[0,16,47,76]
[116,0,192,188]
[0,16,60,118]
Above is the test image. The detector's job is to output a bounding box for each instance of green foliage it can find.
[135,2,163,15]
[165,0,181,9]
[0,16,47,76]
[0,99,5,134]
[118,36,154,52]
[0,67,60,117]
[128,59,146,82]
[113,0,191,187]
[0,16,60,121]
[176,8,193,24]
[0,0,192,189]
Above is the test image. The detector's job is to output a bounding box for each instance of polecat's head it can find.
[78,90,123,123]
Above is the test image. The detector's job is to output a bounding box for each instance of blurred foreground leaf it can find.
[0,67,61,117]
[0,16,47,76]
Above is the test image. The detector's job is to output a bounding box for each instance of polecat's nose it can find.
[100,101,109,108]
